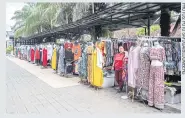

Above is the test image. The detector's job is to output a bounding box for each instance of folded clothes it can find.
[165,85,181,95]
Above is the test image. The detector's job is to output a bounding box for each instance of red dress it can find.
[31,49,35,62]
[35,49,40,60]
[43,48,48,67]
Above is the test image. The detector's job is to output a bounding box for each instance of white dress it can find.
[128,46,141,88]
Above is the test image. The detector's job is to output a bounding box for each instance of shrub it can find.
[6,46,13,54]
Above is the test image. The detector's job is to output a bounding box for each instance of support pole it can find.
[145,27,147,35]
[147,16,150,36]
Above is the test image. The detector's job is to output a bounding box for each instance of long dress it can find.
[31,48,35,62]
[128,46,141,88]
[136,47,150,100]
[137,47,150,90]
[58,46,65,74]
[43,48,48,67]
[92,48,103,87]
[51,48,57,70]
[87,46,93,83]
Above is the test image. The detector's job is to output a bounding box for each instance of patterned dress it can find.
[58,46,65,73]
[137,47,150,90]
[148,47,166,109]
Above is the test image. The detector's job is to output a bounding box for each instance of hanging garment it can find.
[39,48,43,65]
[105,41,113,67]
[79,46,88,79]
[64,42,73,49]
[97,47,103,68]
[82,47,88,79]
[72,43,82,61]
[35,48,40,65]
[87,46,94,83]
[123,42,128,51]
[65,49,74,61]
[27,47,31,61]
[56,47,60,71]
[47,45,53,61]
[65,62,73,74]
[35,49,40,60]
[58,46,65,74]
[128,46,141,88]
[51,48,57,70]
[74,60,79,74]
[148,47,166,109]
[92,48,103,87]
[78,57,82,76]
[31,48,35,62]
[43,48,48,67]
[137,47,150,90]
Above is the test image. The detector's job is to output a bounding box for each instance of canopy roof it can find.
[20,3,181,42]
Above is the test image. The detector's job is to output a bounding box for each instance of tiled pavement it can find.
[6,57,180,114]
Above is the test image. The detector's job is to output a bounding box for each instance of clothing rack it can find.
[139,36,181,42]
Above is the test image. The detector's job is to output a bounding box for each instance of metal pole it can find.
[148,16,150,36]
[145,27,147,35]
[92,3,94,14]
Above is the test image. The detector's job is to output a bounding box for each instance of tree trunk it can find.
[160,8,171,36]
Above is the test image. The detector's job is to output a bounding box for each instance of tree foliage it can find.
[12,3,113,39]
[12,3,79,38]
[136,25,160,36]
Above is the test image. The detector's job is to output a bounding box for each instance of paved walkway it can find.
[6,57,180,114]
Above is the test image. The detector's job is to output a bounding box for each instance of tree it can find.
[136,25,160,36]
[12,3,111,40]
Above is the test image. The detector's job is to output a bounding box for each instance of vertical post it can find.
[160,8,170,36]
[92,3,94,14]
[145,27,147,35]
[148,16,150,36]
[12,38,15,55]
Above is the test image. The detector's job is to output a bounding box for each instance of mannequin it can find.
[148,40,165,109]
[128,42,141,101]
[151,41,163,66]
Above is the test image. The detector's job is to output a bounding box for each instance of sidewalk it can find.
[6,57,180,114]
[7,56,80,88]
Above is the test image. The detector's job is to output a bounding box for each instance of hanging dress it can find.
[128,46,141,88]
[137,47,150,90]
[81,47,88,79]
[58,46,65,74]
[43,48,48,67]
[51,48,57,70]
[87,46,94,83]
[31,48,35,62]
[56,47,60,72]
[35,48,40,64]
[92,48,103,87]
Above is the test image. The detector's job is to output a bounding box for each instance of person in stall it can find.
[112,46,126,93]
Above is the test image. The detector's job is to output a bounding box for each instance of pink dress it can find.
[128,46,141,88]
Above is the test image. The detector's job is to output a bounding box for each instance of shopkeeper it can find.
[112,46,126,92]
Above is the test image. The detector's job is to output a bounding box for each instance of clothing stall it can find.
[124,36,181,109]
[15,35,181,111]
